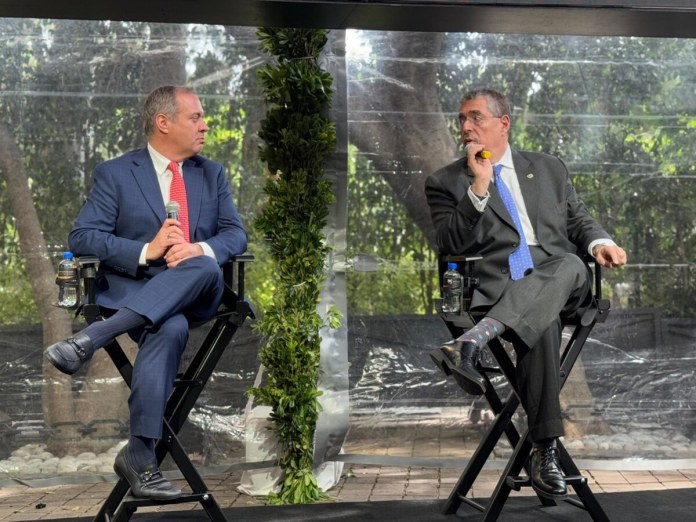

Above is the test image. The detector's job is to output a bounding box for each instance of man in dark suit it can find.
[425,88,626,499]
[44,85,247,500]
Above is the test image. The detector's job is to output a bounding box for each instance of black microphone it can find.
[165,201,180,220]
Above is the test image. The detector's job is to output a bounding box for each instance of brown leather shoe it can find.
[430,340,486,395]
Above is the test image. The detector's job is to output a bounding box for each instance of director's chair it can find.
[69,254,254,522]
[435,254,610,521]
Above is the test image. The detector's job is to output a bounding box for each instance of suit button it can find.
[501,267,509,274]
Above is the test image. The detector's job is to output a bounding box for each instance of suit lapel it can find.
[456,159,471,200]
[130,149,166,223]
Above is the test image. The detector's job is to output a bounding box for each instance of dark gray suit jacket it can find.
[425,149,610,311]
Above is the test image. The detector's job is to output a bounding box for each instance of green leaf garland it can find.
[249,27,338,505]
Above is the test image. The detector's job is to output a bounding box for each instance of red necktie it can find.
[168,161,190,242]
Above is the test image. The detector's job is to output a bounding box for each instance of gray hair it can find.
[142,85,196,137]
[460,88,511,119]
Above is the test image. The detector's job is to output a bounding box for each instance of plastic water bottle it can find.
[442,262,463,314]
[56,252,79,308]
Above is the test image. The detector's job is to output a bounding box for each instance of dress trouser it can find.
[115,256,224,439]
[486,249,592,441]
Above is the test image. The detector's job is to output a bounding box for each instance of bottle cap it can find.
[447,262,457,270]
[63,252,74,259]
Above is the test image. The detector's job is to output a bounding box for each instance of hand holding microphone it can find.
[163,201,201,268]
[145,202,186,262]
[465,143,492,160]
[163,201,184,245]
[164,200,185,243]
[465,144,494,198]
[165,201,180,220]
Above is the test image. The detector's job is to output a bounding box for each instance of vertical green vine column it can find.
[250,28,339,504]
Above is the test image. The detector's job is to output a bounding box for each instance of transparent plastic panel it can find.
[1,22,695,485]
[0,19,270,481]
[343,30,696,465]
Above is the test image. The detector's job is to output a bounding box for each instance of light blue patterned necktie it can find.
[493,164,534,280]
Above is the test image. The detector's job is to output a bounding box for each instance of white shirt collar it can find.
[147,143,180,177]
[497,144,514,171]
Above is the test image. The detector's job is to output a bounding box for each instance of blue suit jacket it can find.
[68,147,247,311]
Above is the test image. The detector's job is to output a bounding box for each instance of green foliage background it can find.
[2,24,696,325]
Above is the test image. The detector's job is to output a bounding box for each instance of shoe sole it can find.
[429,348,452,376]
[45,349,76,375]
[531,481,569,500]
[429,348,486,396]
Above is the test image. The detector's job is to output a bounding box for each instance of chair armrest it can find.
[581,256,611,325]
[580,254,603,301]
[222,254,254,304]
[437,254,483,317]
[443,255,483,264]
[76,256,100,304]
[73,255,101,323]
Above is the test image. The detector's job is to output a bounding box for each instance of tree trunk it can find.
[349,32,456,250]
[0,123,84,451]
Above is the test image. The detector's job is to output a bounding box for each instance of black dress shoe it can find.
[45,332,94,375]
[530,446,568,499]
[114,445,182,501]
[429,340,486,395]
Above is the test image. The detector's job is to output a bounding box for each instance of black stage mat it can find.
[54,488,696,521]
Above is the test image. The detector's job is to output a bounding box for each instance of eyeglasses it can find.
[457,113,502,127]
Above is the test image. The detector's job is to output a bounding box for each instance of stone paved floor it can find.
[1,406,694,520]
[0,465,694,521]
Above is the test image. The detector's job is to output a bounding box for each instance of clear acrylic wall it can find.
[342,30,696,465]
[0,21,694,484]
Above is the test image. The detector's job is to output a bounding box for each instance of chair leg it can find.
[483,436,548,522]
[556,441,611,521]
[443,389,520,514]
[92,479,132,522]
[93,312,249,522]
[442,329,610,520]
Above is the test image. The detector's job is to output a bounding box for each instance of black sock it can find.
[81,308,146,349]
[456,317,505,349]
[127,435,156,466]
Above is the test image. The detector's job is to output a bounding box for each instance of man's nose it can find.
[461,120,476,132]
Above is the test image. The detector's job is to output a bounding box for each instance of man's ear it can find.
[500,114,511,135]
[155,113,169,134]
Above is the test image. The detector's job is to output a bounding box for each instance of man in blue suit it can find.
[45,85,247,500]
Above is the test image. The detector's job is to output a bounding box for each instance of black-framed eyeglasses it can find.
[457,112,502,127]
